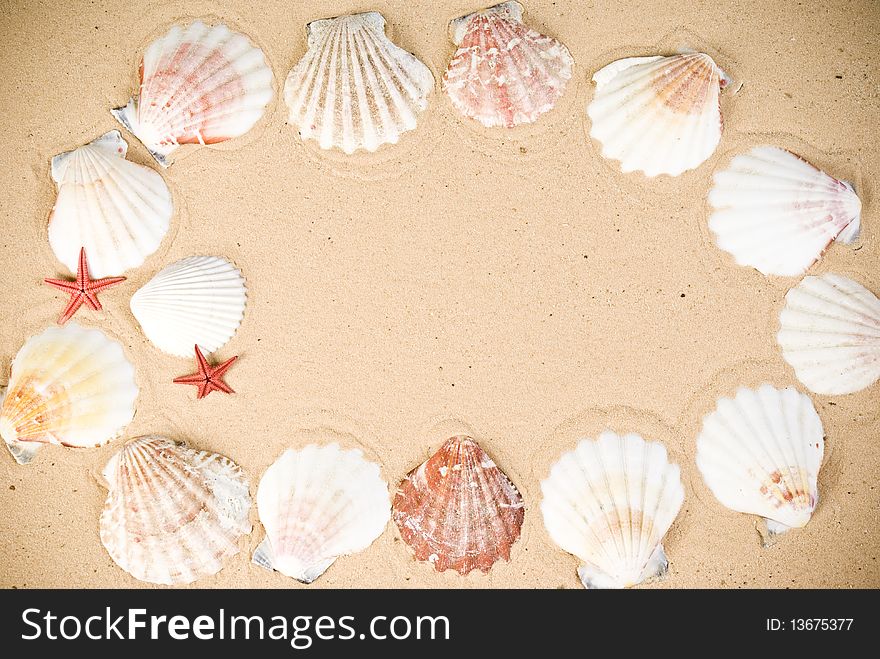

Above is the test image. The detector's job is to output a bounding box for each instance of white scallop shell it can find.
[130,256,247,357]
[254,443,390,583]
[444,1,574,128]
[112,20,274,166]
[0,324,138,464]
[696,384,823,536]
[540,431,684,589]
[708,146,861,276]
[100,435,252,585]
[588,53,728,177]
[284,11,434,154]
[48,131,173,278]
[777,274,880,395]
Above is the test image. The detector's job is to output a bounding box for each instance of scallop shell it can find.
[444,1,573,128]
[0,324,138,464]
[777,274,880,395]
[696,384,824,537]
[48,131,173,278]
[130,256,247,357]
[112,20,274,166]
[100,435,251,585]
[588,53,728,177]
[253,443,390,583]
[540,431,684,589]
[708,146,861,276]
[284,11,434,154]
[392,435,524,575]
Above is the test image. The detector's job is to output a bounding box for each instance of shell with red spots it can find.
[443,1,573,128]
[392,435,524,575]
[112,20,274,166]
[696,384,824,537]
[99,436,252,585]
[588,52,729,177]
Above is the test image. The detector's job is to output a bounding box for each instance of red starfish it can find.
[44,247,126,324]
[173,345,238,399]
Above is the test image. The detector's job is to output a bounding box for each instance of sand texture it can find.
[0,0,877,588]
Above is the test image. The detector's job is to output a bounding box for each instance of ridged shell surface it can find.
[392,435,524,575]
[254,443,390,583]
[48,131,172,278]
[0,324,138,464]
[709,146,861,276]
[777,274,880,395]
[540,431,684,589]
[112,20,274,166]
[588,53,727,177]
[100,436,252,585]
[130,256,247,357]
[696,385,823,535]
[284,11,434,154]
[444,1,573,128]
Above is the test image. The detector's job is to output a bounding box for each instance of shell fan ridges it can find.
[777,274,880,395]
[588,52,727,177]
[696,384,824,536]
[391,435,525,575]
[129,255,247,357]
[443,1,574,128]
[100,435,252,585]
[0,323,138,464]
[112,20,274,166]
[708,146,861,276]
[254,443,390,583]
[48,130,172,278]
[540,431,684,589]
[284,11,435,154]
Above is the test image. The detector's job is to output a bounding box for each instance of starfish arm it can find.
[193,345,210,376]
[209,355,239,379]
[44,278,80,293]
[173,373,209,384]
[57,295,85,325]
[83,291,104,311]
[208,379,235,395]
[77,248,89,289]
[88,276,126,293]
[197,380,212,399]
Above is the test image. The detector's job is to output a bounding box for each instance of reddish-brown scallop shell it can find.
[392,435,524,574]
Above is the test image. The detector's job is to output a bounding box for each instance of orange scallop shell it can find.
[392,435,524,574]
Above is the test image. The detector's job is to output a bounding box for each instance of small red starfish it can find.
[173,345,238,399]
[44,247,126,325]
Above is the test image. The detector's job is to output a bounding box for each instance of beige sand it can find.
[0,0,877,589]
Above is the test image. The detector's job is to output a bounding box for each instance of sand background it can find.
[0,0,878,588]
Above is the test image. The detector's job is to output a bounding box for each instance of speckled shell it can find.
[541,431,684,588]
[100,436,252,585]
[48,131,172,278]
[129,256,247,357]
[709,146,861,276]
[443,1,573,128]
[696,385,823,536]
[588,53,728,177]
[112,20,274,166]
[0,324,138,464]
[284,11,434,154]
[254,443,390,583]
[392,435,524,575]
[777,274,880,395]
